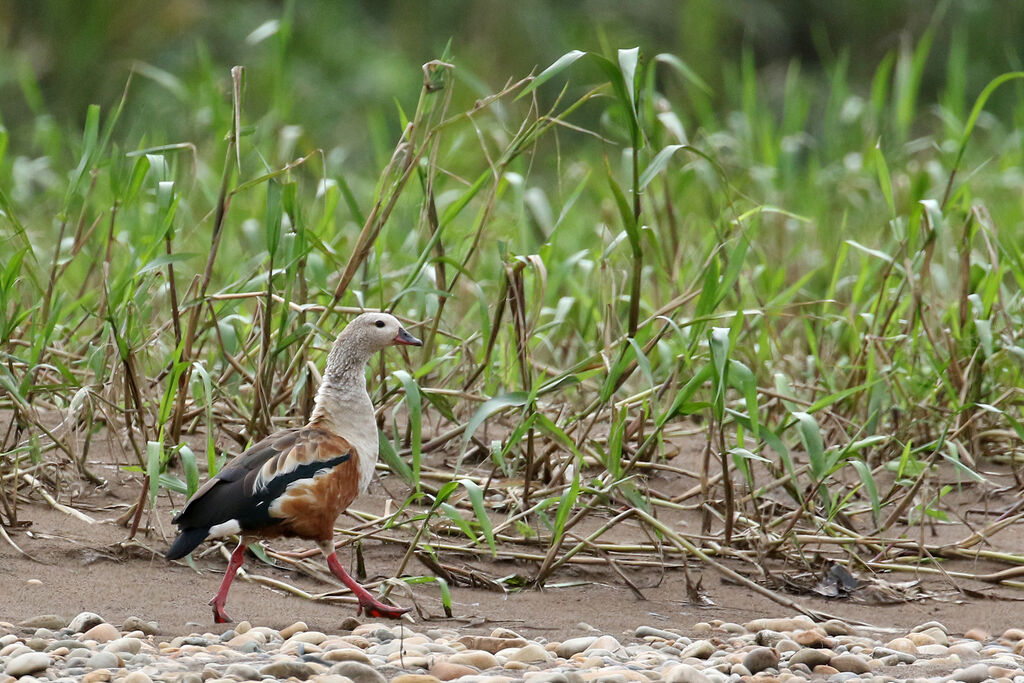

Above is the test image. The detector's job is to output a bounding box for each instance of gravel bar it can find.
[2,612,1022,683]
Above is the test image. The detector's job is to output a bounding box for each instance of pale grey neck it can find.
[308,334,375,428]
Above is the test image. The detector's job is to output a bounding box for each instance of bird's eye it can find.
[375,320,385,328]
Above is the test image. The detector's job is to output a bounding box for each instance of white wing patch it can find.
[207,519,242,539]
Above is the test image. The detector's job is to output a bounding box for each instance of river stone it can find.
[829,653,869,674]
[788,648,832,668]
[104,637,143,654]
[24,637,49,651]
[86,651,122,669]
[121,617,158,635]
[870,647,916,664]
[821,620,853,636]
[742,646,779,673]
[457,636,529,654]
[328,661,387,683]
[504,643,549,663]
[5,651,51,677]
[964,628,989,641]
[82,623,120,643]
[521,673,566,683]
[280,621,308,639]
[261,660,317,680]
[391,676,442,683]
[945,662,989,683]
[81,670,112,683]
[585,635,623,654]
[448,650,499,669]
[122,672,153,683]
[68,612,106,633]
[557,637,598,658]
[323,648,372,663]
[44,639,87,652]
[224,663,261,680]
[884,637,917,654]
[635,626,682,642]
[18,615,68,630]
[679,640,715,659]
[430,661,479,680]
[663,663,712,683]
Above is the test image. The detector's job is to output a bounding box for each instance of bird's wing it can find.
[171,427,354,532]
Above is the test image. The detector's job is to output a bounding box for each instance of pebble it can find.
[742,646,779,673]
[261,660,318,679]
[328,661,387,683]
[4,652,51,677]
[82,623,120,643]
[3,613,1024,683]
[18,615,68,630]
[68,612,106,633]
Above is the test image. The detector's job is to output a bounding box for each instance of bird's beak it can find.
[394,327,422,346]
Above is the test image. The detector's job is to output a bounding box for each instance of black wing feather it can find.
[167,428,352,559]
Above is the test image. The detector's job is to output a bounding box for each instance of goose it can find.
[166,311,421,623]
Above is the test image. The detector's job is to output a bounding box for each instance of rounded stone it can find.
[391,676,442,683]
[556,636,598,658]
[457,636,528,654]
[82,623,120,643]
[663,664,712,683]
[4,652,51,677]
[788,648,832,668]
[18,615,68,631]
[291,630,329,645]
[742,646,779,673]
[225,663,261,680]
[121,617,158,635]
[755,630,784,647]
[505,643,550,663]
[680,640,715,659]
[829,653,869,674]
[81,670,112,683]
[281,621,309,639]
[964,628,989,642]
[911,620,948,634]
[327,661,387,683]
[906,632,936,646]
[104,637,143,654]
[821,620,853,636]
[323,648,372,664]
[261,660,317,680]
[947,662,989,683]
[636,626,683,641]
[793,630,830,648]
[521,673,566,683]
[429,661,479,681]
[585,635,623,653]
[884,637,917,654]
[122,673,153,683]
[744,618,800,632]
[448,650,498,669]
[86,651,123,670]
[68,612,106,633]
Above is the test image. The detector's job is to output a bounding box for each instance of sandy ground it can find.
[4,432,1024,640]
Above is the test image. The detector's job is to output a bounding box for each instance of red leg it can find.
[208,541,247,623]
[324,551,409,619]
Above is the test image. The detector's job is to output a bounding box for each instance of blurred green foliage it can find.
[2,0,1022,162]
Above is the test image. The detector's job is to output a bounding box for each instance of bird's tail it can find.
[166,527,210,560]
